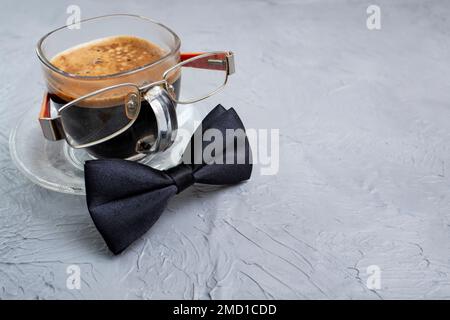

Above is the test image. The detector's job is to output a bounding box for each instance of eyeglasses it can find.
[39,51,235,149]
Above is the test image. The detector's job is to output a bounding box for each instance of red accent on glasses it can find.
[180,52,228,71]
[39,92,51,120]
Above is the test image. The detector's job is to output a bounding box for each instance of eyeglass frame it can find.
[39,51,235,149]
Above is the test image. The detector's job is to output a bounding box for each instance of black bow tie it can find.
[84,105,252,254]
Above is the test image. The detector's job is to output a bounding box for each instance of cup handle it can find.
[135,86,178,154]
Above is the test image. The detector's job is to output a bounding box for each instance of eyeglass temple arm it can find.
[39,92,65,141]
[180,52,235,75]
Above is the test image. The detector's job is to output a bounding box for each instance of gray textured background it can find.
[1,0,450,299]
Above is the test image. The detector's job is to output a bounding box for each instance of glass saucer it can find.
[9,104,203,195]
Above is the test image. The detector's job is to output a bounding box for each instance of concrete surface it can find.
[1,0,450,299]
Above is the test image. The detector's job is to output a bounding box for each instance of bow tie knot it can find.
[165,164,195,194]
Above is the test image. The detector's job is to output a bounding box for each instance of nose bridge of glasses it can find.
[139,79,168,93]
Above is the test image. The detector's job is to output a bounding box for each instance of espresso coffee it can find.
[51,36,166,77]
[48,35,180,159]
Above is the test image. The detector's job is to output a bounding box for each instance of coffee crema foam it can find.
[46,35,180,107]
[51,35,167,77]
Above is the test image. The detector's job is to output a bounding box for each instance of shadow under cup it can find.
[36,15,181,159]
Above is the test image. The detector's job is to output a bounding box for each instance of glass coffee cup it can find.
[37,14,234,160]
[37,14,181,159]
